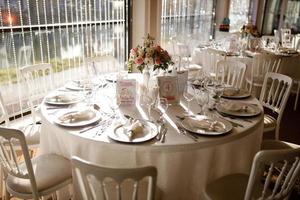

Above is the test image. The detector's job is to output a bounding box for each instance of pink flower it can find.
[155,58,161,65]
[130,48,137,55]
[135,57,144,65]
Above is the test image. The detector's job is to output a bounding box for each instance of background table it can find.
[40,76,264,200]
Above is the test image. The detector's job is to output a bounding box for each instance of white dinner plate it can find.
[108,120,158,143]
[222,88,251,99]
[44,92,83,105]
[54,108,102,127]
[65,80,93,91]
[181,115,232,136]
[216,101,261,117]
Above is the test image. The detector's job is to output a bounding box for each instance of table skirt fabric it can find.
[40,116,263,200]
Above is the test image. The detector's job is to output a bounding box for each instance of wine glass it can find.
[213,82,224,105]
[183,83,195,115]
[195,89,209,114]
[143,95,157,121]
[157,98,168,123]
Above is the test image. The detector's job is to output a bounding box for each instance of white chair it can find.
[71,156,157,200]
[245,54,281,93]
[201,148,300,200]
[216,60,246,89]
[260,72,292,140]
[202,48,225,77]
[19,63,54,123]
[0,91,39,147]
[0,127,72,200]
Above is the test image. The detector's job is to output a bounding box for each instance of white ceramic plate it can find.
[108,120,158,143]
[65,80,93,91]
[54,109,102,127]
[181,115,232,136]
[222,88,251,99]
[216,101,261,117]
[44,92,83,105]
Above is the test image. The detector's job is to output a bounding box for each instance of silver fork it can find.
[175,122,198,141]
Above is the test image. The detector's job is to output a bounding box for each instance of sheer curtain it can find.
[160,0,215,54]
[0,0,127,117]
[229,0,251,32]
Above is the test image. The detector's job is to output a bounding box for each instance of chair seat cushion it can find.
[264,114,277,131]
[261,140,300,150]
[204,173,249,200]
[7,154,71,194]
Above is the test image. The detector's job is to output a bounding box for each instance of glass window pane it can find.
[229,0,251,32]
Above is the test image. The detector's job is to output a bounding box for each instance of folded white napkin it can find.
[59,109,96,123]
[222,102,249,112]
[188,118,225,132]
[47,94,74,103]
[223,88,240,96]
[126,120,144,140]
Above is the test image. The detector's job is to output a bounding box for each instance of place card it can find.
[157,75,179,104]
[116,79,137,105]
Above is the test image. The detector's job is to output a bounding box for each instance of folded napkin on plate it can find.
[188,118,225,132]
[223,88,240,96]
[222,102,249,112]
[59,109,96,123]
[48,94,74,103]
[125,120,144,140]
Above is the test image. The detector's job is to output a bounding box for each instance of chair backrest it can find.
[71,156,157,200]
[0,127,39,199]
[216,60,246,89]
[259,72,292,123]
[249,54,281,91]
[19,63,53,119]
[0,91,9,124]
[177,43,190,58]
[202,48,225,77]
[244,148,300,200]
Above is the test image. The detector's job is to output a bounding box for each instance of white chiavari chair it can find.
[201,148,300,200]
[0,91,39,148]
[216,60,246,89]
[245,54,281,93]
[260,73,292,140]
[0,127,72,200]
[71,156,158,200]
[202,48,225,78]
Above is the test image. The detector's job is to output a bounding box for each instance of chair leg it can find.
[294,81,300,111]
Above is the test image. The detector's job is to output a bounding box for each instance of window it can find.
[0,0,129,116]
[160,0,215,53]
[229,0,251,32]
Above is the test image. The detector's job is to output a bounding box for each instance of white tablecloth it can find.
[40,77,264,200]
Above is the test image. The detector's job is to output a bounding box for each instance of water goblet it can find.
[195,89,209,114]
[183,83,195,115]
[157,98,168,123]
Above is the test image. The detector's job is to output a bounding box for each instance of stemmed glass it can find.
[157,98,168,123]
[213,82,224,106]
[183,83,195,115]
[195,89,209,114]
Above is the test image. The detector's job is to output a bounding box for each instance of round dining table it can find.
[40,74,264,200]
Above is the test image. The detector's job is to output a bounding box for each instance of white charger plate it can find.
[216,101,261,117]
[108,120,158,143]
[181,115,232,136]
[54,109,102,127]
[44,92,83,105]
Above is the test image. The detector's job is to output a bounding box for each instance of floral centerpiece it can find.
[127,34,174,73]
[240,23,260,38]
